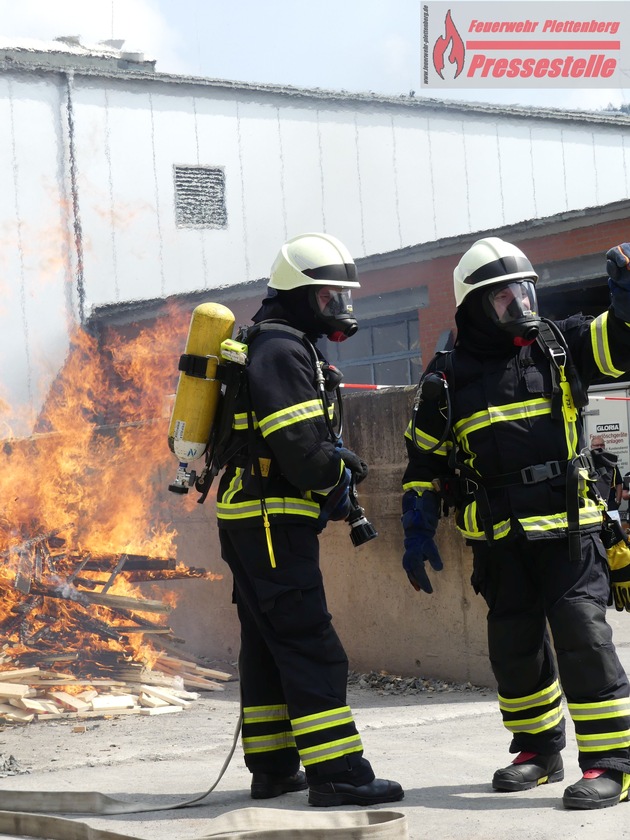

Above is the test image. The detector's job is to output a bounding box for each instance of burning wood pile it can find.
[0,316,231,724]
[0,528,231,724]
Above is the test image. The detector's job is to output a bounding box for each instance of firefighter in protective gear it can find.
[217,232,403,807]
[402,237,630,810]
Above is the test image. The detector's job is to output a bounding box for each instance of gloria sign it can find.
[422,2,630,87]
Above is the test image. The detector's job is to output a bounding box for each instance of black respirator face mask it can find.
[308,286,358,342]
[480,279,541,344]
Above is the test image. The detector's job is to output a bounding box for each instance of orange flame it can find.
[0,305,218,671]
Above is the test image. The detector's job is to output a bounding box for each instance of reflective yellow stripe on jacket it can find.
[591,311,625,378]
[459,500,510,541]
[404,420,453,456]
[217,497,321,520]
[259,399,325,437]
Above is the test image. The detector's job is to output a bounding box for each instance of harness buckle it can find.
[521,460,561,485]
[462,477,479,495]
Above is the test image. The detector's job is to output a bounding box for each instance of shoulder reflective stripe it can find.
[502,705,564,735]
[402,480,434,492]
[412,426,453,455]
[499,680,561,713]
[299,734,364,766]
[217,497,320,520]
[242,732,297,753]
[575,732,630,751]
[292,707,354,735]
[259,400,325,437]
[568,698,630,719]
[591,312,625,378]
[243,704,289,723]
[404,420,413,441]
[455,398,552,438]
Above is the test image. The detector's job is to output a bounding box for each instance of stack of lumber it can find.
[0,656,233,725]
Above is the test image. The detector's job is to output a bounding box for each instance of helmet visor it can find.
[482,280,538,326]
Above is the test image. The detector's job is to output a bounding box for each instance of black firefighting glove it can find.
[338,447,369,484]
[607,538,630,612]
[607,243,630,321]
[401,489,443,594]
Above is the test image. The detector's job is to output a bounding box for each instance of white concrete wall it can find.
[2,66,630,430]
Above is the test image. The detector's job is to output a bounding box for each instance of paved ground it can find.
[0,612,630,839]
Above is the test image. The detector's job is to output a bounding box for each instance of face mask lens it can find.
[316,288,353,318]
[487,281,536,324]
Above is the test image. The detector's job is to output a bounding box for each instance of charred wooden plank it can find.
[0,528,68,559]
[77,555,176,572]
[29,582,170,615]
[100,554,129,594]
[14,549,34,595]
[79,591,172,614]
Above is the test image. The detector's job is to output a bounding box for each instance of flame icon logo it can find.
[433,9,465,80]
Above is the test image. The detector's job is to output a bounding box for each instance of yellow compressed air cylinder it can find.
[168,303,235,464]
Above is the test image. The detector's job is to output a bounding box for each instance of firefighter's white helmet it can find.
[453,237,538,307]
[269,233,361,291]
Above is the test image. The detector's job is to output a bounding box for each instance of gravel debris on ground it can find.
[0,753,28,776]
[347,669,490,696]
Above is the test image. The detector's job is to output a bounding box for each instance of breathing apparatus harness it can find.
[412,317,596,555]
[193,320,375,548]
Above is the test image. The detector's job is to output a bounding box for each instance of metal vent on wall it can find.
[174,165,227,228]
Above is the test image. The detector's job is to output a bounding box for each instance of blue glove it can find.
[401,489,443,593]
[607,244,630,320]
[317,468,352,532]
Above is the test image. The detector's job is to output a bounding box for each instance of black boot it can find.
[251,770,307,799]
[563,769,630,810]
[308,777,404,807]
[492,752,564,791]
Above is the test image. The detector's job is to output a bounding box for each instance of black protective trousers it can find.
[471,532,630,773]
[219,524,373,785]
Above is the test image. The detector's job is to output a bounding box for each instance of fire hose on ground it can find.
[0,678,407,839]
[0,372,414,839]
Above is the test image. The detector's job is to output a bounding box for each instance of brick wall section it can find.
[358,217,630,368]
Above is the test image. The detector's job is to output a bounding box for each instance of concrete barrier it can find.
[161,387,495,688]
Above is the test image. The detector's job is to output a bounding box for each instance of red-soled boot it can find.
[492,751,564,791]
[563,768,630,810]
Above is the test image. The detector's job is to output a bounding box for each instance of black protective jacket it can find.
[403,310,630,543]
[217,301,344,530]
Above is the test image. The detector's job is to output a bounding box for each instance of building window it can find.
[323,312,421,386]
[174,165,227,228]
